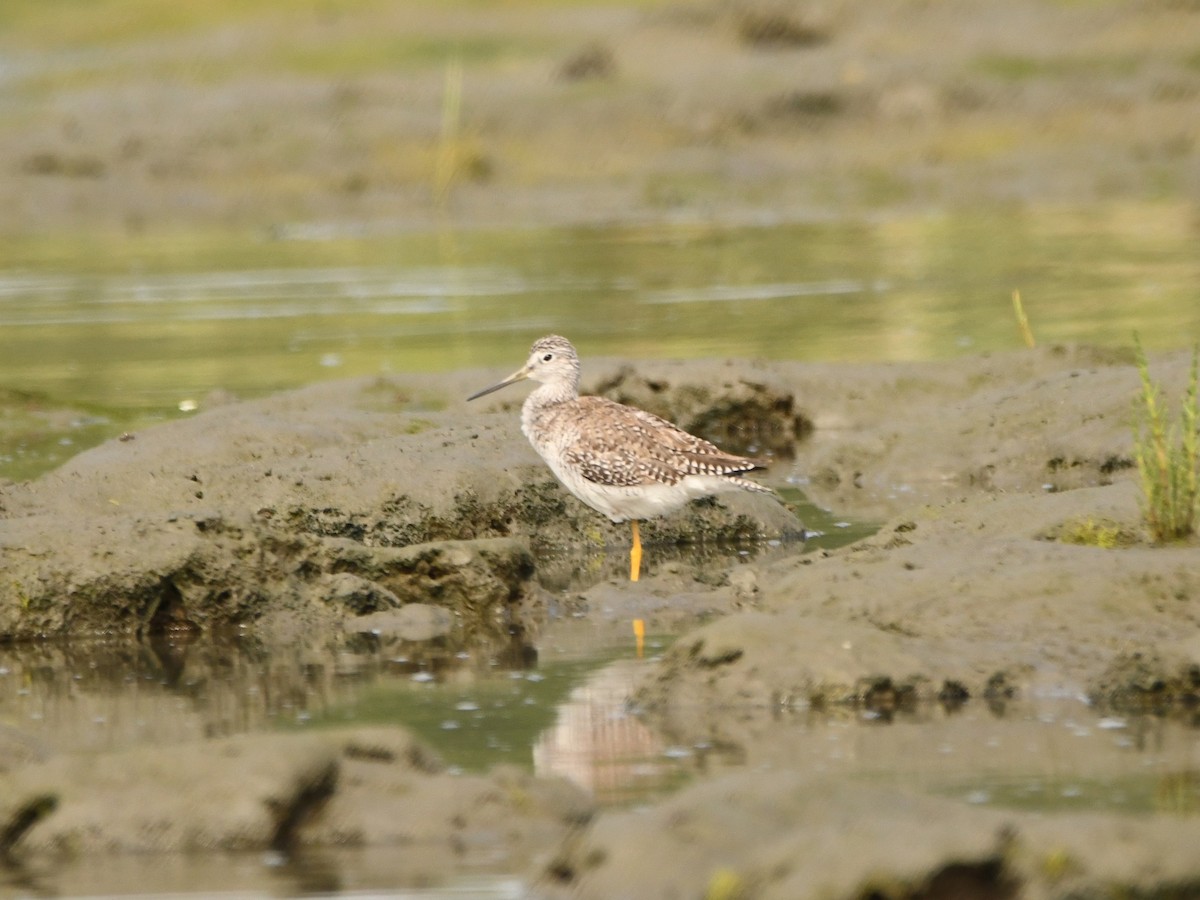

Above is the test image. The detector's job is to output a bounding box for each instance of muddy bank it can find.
[1,344,1199,894]
[636,480,1200,734]
[538,769,1200,899]
[4,341,1156,645]
[1,724,589,874]
[588,345,1200,727]
[0,363,798,640]
[2,1,1198,236]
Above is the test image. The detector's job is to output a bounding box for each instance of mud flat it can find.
[1,344,1199,895]
[3,1,1198,236]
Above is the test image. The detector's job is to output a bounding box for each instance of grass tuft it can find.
[1131,336,1199,542]
[1012,289,1036,348]
[1053,517,1134,549]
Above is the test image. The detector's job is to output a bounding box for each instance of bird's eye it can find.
[542,353,553,362]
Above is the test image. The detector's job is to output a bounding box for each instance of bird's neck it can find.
[521,380,577,442]
[525,379,578,409]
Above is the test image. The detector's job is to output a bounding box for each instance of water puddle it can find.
[2,600,1198,895]
[5,618,1195,823]
[0,618,682,897]
[2,209,1198,481]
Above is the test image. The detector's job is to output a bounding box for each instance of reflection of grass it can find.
[1157,769,1200,815]
[0,227,444,273]
[1132,337,1199,542]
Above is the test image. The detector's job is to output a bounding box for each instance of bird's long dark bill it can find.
[466,369,527,401]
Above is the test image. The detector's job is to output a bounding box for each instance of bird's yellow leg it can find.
[630,520,642,582]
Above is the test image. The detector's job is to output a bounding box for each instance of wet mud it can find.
[0,344,1198,895]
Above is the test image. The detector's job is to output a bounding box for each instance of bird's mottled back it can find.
[531,395,763,489]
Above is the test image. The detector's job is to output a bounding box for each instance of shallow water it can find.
[3,622,1198,896]
[0,618,678,897]
[2,205,1198,480]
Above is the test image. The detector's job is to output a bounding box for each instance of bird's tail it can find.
[726,475,775,495]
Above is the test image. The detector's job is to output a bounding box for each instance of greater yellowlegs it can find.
[467,335,774,581]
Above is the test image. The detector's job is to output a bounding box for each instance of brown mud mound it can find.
[637,479,1200,738]
[0,725,591,874]
[620,344,1199,722]
[0,366,798,640]
[537,769,1200,899]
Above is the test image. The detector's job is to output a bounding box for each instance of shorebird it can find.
[467,335,774,581]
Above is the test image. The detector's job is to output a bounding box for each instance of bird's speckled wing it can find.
[558,396,759,488]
